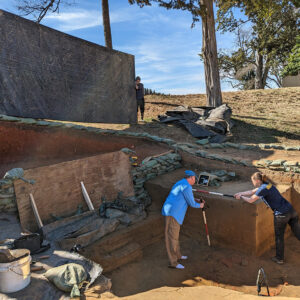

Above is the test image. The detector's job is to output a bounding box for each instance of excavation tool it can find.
[196,197,211,246]
[81,181,95,211]
[193,189,234,198]
[256,267,270,296]
[30,193,44,229]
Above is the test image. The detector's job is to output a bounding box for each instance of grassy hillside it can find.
[64,87,300,146]
[143,87,300,145]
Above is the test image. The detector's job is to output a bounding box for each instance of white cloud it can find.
[45,9,100,31]
[44,8,141,31]
[163,87,202,95]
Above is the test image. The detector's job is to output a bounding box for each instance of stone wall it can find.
[130,151,182,207]
[0,152,182,213]
[0,179,17,212]
[0,10,136,123]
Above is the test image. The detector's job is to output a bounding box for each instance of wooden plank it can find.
[14,151,134,231]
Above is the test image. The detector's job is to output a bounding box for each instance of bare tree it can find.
[130,0,223,107]
[16,0,113,49]
[102,0,112,49]
[16,0,69,23]
[200,0,222,107]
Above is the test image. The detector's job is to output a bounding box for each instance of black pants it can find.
[137,98,145,119]
[274,208,300,260]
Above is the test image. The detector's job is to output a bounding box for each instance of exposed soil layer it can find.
[102,234,300,298]
[92,168,300,299]
[0,121,169,177]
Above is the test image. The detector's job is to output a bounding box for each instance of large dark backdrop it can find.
[0,10,136,123]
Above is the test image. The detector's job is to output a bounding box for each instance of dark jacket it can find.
[136,83,144,100]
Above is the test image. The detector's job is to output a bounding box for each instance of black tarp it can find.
[158,104,233,141]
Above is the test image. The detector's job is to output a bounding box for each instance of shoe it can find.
[271,256,284,265]
[176,263,185,269]
[180,255,188,260]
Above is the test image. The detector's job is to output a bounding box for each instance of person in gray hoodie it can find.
[135,76,145,121]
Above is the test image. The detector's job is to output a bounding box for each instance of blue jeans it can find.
[274,208,300,260]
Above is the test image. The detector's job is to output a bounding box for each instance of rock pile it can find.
[253,160,300,172]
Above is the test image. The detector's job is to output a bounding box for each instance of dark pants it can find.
[137,98,145,119]
[274,208,300,260]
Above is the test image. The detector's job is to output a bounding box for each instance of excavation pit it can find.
[1,119,300,298]
[0,120,169,177]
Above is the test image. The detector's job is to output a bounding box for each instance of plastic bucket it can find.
[0,249,31,293]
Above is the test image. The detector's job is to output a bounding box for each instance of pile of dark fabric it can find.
[158,104,234,143]
[99,192,146,226]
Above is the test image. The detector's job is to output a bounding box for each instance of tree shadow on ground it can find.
[148,101,180,107]
[230,118,300,144]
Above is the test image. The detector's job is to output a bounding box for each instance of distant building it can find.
[282,74,300,87]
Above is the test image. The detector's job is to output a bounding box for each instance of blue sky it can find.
[0,0,238,94]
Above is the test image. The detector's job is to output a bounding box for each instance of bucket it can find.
[14,234,41,254]
[0,249,31,293]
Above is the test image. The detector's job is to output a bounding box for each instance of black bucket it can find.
[14,234,41,254]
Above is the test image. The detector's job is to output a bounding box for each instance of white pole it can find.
[29,193,43,228]
[81,181,95,211]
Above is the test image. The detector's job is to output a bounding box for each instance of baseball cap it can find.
[185,170,197,178]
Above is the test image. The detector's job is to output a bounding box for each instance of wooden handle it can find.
[37,255,50,260]
[31,266,44,272]
[81,181,95,211]
[29,193,43,228]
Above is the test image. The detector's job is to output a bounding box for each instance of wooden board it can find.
[14,151,134,231]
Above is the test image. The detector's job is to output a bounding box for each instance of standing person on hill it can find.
[162,170,204,269]
[235,172,300,264]
[135,76,145,121]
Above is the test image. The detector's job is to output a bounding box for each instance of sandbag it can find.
[207,104,232,121]
[3,168,35,184]
[44,263,87,297]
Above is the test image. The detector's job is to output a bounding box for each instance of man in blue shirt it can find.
[162,170,204,269]
[235,172,300,264]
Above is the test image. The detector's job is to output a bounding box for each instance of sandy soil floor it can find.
[85,233,300,299]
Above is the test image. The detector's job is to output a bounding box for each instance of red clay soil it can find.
[1,120,299,178]
[0,121,169,177]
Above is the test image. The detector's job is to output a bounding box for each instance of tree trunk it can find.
[200,0,222,107]
[102,0,112,49]
[255,51,264,89]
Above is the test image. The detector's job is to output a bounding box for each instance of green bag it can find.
[44,263,87,297]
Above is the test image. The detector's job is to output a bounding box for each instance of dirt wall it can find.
[0,122,168,177]
[180,150,300,185]
[145,167,298,256]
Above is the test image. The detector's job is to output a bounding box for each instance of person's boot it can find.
[141,112,144,121]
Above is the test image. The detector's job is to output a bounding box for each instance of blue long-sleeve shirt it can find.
[162,178,201,225]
